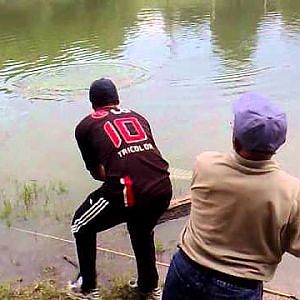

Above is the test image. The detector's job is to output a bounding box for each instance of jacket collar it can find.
[229,151,279,171]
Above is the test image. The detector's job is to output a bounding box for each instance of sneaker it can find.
[141,287,162,300]
[128,278,139,289]
[68,274,83,291]
[140,287,162,300]
[67,288,100,300]
[128,279,161,300]
[67,275,100,300]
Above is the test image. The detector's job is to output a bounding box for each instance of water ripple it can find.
[6,62,151,102]
[210,66,273,84]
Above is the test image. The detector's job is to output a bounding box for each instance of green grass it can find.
[0,280,74,300]
[101,276,137,300]
[0,198,13,226]
[21,182,36,213]
[0,277,139,300]
[0,282,11,299]
[155,238,166,254]
[0,179,70,226]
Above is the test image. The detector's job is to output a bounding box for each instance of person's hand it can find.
[90,164,106,181]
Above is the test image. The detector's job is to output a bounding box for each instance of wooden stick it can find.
[158,194,191,223]
[63,255,78,269]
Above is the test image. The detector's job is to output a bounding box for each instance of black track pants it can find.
[71,178,172,293]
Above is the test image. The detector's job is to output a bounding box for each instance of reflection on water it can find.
[211,0,264,65]
[0,0,299,101]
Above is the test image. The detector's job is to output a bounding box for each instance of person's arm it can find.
[286,189,300,257]
[75,123,105,181]
[89,164,106,181]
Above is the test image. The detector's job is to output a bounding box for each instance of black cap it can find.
[89,78,119,107]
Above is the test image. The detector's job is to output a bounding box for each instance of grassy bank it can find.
[0,277,138,300]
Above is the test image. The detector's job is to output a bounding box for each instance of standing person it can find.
[69,78,172,300]
[162,93,300,300]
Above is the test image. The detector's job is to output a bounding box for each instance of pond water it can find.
[1,0,300,296]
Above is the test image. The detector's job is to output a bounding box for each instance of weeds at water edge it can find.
[0,198,13,227]
[0,179,69,226]
[155,238,166,254]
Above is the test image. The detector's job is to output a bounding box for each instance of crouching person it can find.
[162,93,300,300]
[69,78,172,300]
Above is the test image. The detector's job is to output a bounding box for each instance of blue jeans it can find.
[162,249,263,300]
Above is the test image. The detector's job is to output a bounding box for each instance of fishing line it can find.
[8,225,169,267]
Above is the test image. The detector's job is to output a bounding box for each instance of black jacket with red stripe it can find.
[75,107,171,201]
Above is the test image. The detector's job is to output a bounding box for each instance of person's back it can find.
[163,92,300,300]
[181,151,300,281]
[75,107,170,201]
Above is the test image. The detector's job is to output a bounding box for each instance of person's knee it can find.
[72,225,95,239]
[71,213,94,235]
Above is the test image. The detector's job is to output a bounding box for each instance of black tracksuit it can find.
[73,106,172,293]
